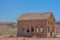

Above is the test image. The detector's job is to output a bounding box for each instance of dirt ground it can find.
[0,37,60,40]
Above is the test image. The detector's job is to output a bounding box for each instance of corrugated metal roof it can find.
[17,12,52,20]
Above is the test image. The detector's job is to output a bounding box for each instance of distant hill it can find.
[0,22,17,29]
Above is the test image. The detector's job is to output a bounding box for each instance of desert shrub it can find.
[23,39,25,40]
[0,32,3,36]
[9,34,15,38]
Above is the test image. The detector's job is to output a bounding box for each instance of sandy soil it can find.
[0,37,60,40]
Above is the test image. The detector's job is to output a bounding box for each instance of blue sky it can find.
[0,0,60,22]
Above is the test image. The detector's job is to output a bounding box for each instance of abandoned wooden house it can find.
[17,12,56,38]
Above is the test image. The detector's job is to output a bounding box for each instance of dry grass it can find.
[0,27,60,40]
